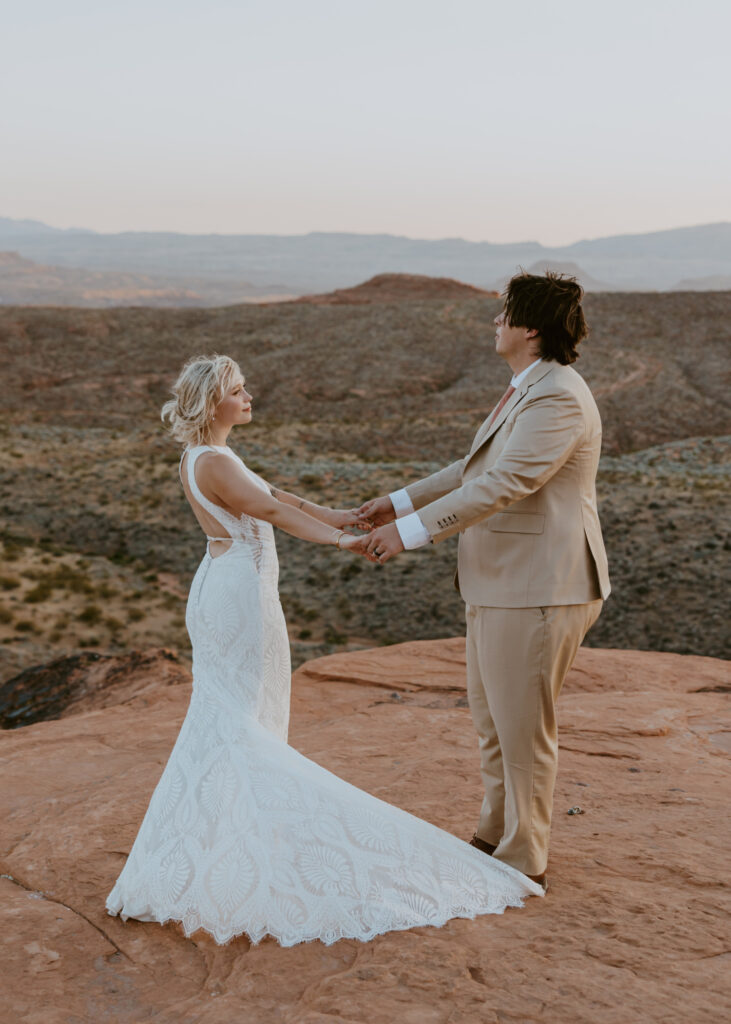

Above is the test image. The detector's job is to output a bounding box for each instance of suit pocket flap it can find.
[488,512,545,534]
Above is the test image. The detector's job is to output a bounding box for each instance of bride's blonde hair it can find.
[161,354,242,446]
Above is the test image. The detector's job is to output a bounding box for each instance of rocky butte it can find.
[0,639,728,1023]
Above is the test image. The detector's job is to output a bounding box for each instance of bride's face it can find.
[215,374,253,428]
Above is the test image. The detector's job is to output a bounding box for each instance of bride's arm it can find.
[198,456,361,548]
[267,485,361,530]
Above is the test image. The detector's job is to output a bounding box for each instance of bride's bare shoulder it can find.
[196,451,264,504]
[194,450,237,477]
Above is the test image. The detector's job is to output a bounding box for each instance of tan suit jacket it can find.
[405,360,610,607]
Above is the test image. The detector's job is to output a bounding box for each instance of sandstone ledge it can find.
[1,641,728,1023]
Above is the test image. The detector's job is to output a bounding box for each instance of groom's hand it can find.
[355,495,396,529]
[364,523,404,564]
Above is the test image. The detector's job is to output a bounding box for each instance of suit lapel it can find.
[466,360,554,466]
[469,387,523,454]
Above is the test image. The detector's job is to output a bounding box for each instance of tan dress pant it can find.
[466,600,603,876]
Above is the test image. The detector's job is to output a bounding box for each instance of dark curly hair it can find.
[502,271,588,364]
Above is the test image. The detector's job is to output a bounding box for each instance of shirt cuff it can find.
[395,512,432,550]
[389,488,415,518]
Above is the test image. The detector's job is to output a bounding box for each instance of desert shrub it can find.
[0,575,20,590]
[49,565,93,594]
[96,583,118,598]
[0,606,13,624]
[297,628,312,639]
[24,583,53,603]
[15,619,35,632]
[110,545,131,565]
[104,616,124,632]
[127,607,145,622]
[0,530,31,549]
[78,604,102,624]
[324,624,346,644]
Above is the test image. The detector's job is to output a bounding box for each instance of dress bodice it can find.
[182,444,278,583]
[183,445,267,537]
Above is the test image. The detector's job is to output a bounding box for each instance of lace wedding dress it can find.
[106,444,542,946]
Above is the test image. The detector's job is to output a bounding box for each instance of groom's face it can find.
[493,311,536,361]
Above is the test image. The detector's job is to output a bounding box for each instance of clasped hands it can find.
[333,496,404,564]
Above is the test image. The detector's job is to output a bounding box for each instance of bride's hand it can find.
[338,533,371,556]
[330,508,372,530]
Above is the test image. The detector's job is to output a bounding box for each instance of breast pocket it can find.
[487,512,545,534]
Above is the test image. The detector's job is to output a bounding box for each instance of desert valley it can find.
[0,280,729,685]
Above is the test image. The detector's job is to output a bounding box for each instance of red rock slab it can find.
[296,638,729,697]
[1,642,729,1023]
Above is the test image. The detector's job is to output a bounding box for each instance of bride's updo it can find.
[161,354,242,446]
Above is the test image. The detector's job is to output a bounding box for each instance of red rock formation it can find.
[292,272,498,304]
[0,640,728,1022]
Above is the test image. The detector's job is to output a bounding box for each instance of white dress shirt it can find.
[391,358,544,549]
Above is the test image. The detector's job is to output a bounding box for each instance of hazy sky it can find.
[3,0,730,245]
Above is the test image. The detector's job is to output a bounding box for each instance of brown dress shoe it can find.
[469,833,498,856]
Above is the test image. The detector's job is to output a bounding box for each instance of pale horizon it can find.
[3,0,730,247]
[4,213,729,251]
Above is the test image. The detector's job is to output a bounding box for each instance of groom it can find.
[355,271,610,889]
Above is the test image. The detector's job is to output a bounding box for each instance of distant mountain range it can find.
[0,217,729,305]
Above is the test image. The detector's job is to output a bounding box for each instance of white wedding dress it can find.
[106,444,542,946]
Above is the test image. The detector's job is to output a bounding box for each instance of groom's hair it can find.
[502,271,588,364]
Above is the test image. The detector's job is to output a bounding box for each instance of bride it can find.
[105,353,543,946]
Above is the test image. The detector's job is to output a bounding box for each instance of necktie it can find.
[487,385,516,427]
